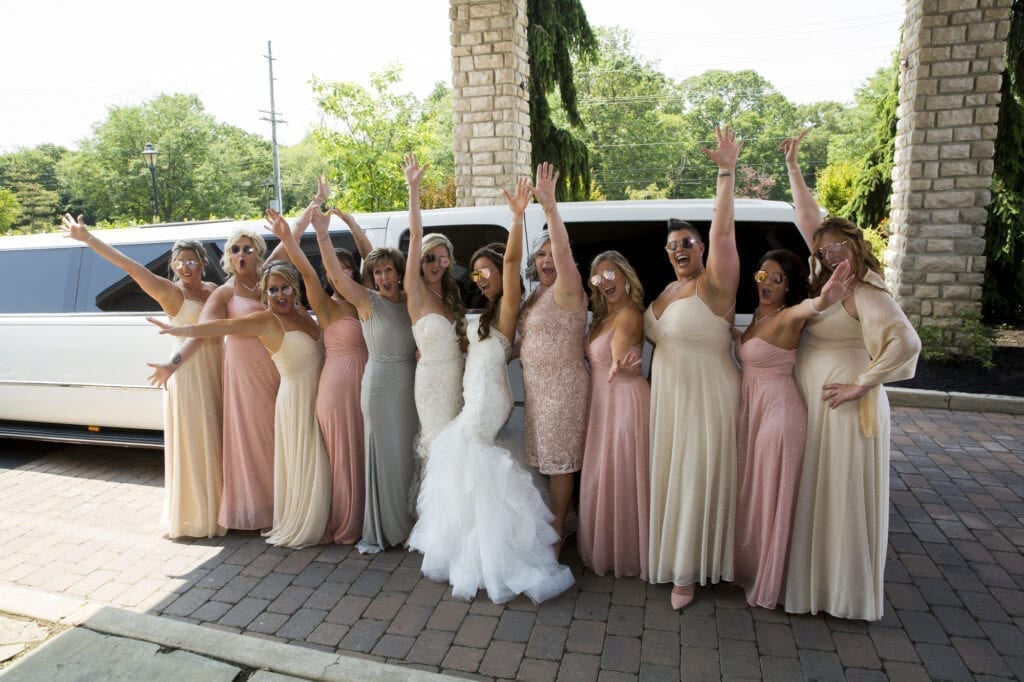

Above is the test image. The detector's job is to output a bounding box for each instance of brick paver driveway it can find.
[1,406,1022,680]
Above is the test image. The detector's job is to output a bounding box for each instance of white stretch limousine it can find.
[0,200,808,447]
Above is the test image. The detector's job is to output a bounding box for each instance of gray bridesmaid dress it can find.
[356,289,419,553]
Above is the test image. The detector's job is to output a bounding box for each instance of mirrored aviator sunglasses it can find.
[665,236,697,252]
[589,269,616,287]
[470,266,493,282]
[424,253,450,268]
[753,270,786,285]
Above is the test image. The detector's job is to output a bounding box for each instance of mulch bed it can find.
[891,344,1024,397]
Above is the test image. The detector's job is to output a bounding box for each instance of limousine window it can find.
[561,219,810,315]
[77,242,184,312]
[0,247,81,313]
[398,225,509,309]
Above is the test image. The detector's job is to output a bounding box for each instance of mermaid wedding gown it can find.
[407,320,575,604]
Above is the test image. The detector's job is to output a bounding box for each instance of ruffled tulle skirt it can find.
[407,415,575,604]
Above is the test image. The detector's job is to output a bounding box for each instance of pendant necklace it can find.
[237,278,258,293]
[754,305,785,325]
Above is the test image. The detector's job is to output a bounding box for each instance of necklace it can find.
[236,278,258,293]
[428,286,442,299]
[754,305,785,325]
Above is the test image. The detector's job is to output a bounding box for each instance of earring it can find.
[625,282,632,294]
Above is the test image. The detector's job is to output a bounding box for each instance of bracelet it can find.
[540,204,555,213]
[788,169,802,175]
[185,327,191,338]
[717,171,732,178]
[316,233,330,241]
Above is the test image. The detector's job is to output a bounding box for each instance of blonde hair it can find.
[170,239,208,281]
[221,229,268,276]
[362,248,406,289]
[260,260,304,307]
[588,250,645,332]
[809,217,885,295]
[421,233,466,342]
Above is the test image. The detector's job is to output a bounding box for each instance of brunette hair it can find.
[588,250,645,331]
[472,242,523,340]
[808,217,884,295]
[754,249,809,308]
[362,247,406,289]
[320,247,362,293]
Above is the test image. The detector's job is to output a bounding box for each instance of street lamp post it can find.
[142,143,159,223]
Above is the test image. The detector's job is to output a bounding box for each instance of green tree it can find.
[0,187,21,233]
[280,135,327,214]
[527,0,597,200]
[983,0,1024,324]
[58,93,272,224]
[311,66,451,212]
[0,144,70,232]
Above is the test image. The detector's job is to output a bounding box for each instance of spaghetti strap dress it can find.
[163,298,225,539]
[219,295,279,530]
[263,316,332,548]
[578,330,650,579]
[644,294,739,587]
[734,337,805,609]
[356,290,419,554]
[317,317,368,544]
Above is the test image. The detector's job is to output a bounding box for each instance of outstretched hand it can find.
[62,213,91,243]
[310,205,330,234]
[146,315,187,336]
[607,348,642,383]
[779,129,810,166]
[314,175,331,204]
[146,361,175,389]
[532,162,559,211]
[265,208,291,241]
[701,125,743,169]
[403,153,428,186]
[503,176,533,216]
[819,259,855,308]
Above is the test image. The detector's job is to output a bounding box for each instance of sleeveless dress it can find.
[409,313,465,513]
[219,295,279,530]
[408,320,575,604]
[734,338,806,609]
[519,286,589,475]
[644,294,739,587]
[356,290,419,554]
[163,298,225,538]
[578,331,650,579]
[263,320,332,548]
[785,288,919,621]
[317,317,368,544]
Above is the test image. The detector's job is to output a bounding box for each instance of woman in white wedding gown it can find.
[407,176,575,605]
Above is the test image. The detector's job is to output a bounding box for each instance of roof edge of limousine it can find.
[0,198,799,249]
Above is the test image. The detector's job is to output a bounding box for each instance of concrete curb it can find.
[886,386,1024,414]
[0,583,451,681]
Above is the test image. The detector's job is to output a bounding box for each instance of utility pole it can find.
[261,40,285,211]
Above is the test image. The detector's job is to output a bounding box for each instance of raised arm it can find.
[63,213,183,315]
[328,209,372,260]
[266,208,336,326]
[699,126,742,307]
[780,129,820,245]
[532,162,584,310]
[403,154,429,315]
[496,177,531,339]
[315,206,371,320]
[780,260,855,329]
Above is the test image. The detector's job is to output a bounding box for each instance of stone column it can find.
[450,0,532,206]
[888,0,1013,330]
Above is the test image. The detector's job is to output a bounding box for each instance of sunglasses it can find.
[470,266,493,282]
[266,285,294,297]
[665,236,698,252]
[424,254,450,268]
[172,259,200,271]
[754,270,786,285]
[815,240,848,261]
[230,244,256,255]
[589,269,617,287]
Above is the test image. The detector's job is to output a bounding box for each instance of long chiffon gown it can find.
[163,298,225,539]
[263,321,332,548]
[356,290,419,554]
[519,286,589,475]
[578,331,650,579]
[734,338,805,609]
[219,295,279,530]
[317,317,368,544]
[408,320,575,604]
[409,314,464,513]
[785,278,919,621]
[644,294,739,588]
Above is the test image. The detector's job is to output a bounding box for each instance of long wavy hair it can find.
[362,247,405,290]
[588,250,645,332]
[754,249,809,307]
[422,233,467,343]
[221,229,267,276]
[169,239,209,282]
[809,217,884,295]
[259,260,304,307]
[472,242,523,340]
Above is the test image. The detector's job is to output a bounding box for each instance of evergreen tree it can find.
[527,0,596,200]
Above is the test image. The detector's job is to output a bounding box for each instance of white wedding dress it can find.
[408,320,575,604]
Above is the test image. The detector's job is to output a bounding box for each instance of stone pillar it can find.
[450,0,532,206]
[888,0,1013,329]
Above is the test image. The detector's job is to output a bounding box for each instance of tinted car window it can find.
[399,225,509,309]
[0,247,81,313]
[561,220,809,315]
